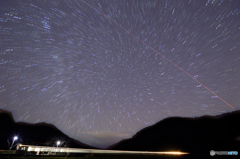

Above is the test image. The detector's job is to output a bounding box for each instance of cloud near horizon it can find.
[79,131,131,149]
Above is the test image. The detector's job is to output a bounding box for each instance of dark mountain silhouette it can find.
[108,110,240,159]
[0,109,96,150]
[1,109,240,159]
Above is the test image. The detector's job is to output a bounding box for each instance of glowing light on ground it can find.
[19,144,189,155]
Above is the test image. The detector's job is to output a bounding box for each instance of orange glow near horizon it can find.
[18,144,189,155]
[159,151,189,155]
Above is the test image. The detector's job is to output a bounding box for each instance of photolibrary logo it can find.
[210,150,238,156]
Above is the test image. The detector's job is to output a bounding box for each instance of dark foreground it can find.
[0,154,191,159]
[1,110,240,159]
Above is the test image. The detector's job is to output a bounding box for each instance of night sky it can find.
[0,0,240,148]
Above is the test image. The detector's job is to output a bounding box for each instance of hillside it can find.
[108,111,240,158]
[0,109,96,150]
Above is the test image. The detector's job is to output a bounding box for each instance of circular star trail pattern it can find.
[0,0,240,148]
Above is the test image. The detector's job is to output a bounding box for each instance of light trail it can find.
[19,144,189,155]
[81,0,234,109]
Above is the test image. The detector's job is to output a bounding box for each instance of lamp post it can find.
[9,136,18,150]
[56,141,60,147]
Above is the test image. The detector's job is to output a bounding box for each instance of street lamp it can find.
[10,136,18,150]
[56,141,61,147]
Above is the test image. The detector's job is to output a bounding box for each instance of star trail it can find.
[0,0,240,148]
[82,0,235,109]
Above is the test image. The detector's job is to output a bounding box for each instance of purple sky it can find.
[0,0,239,148]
